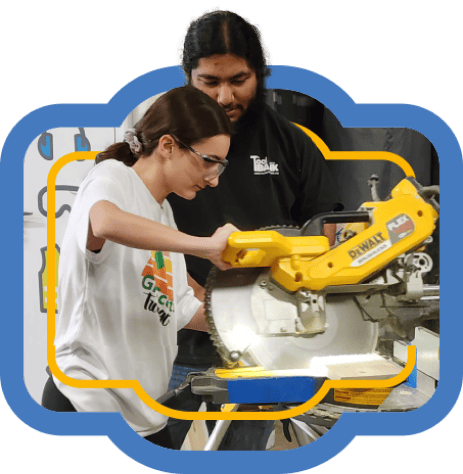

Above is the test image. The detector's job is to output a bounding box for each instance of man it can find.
[167,10,342,450]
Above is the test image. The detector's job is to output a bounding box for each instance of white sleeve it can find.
[73,162,128,255]
[173,252,202,331]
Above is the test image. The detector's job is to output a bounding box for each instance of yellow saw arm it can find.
[223,178,439,292]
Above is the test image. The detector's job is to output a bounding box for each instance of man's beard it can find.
[230,87,266,133]
[222,104,245,123]
[221,87,260,123]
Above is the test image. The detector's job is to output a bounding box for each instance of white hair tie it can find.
[124,129,143,154]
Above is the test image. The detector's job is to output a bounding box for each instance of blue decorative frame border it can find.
[1,65,461,473]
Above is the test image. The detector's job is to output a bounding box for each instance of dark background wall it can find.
[266,89,439,286]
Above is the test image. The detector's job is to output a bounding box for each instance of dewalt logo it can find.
[348,232,387,260]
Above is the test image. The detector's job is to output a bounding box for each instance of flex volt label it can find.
[386,214,415,244]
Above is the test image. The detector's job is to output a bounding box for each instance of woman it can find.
[41,86,235,448]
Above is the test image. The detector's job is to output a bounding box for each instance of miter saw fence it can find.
[205,177,439,371]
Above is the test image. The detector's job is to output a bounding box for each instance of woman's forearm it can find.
[90,200,209,257]
[90,200,237,270]
[184,304,209,332]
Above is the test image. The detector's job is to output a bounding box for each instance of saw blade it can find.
[205,227,379,371]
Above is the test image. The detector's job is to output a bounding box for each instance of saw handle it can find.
[301,210,371,236]
[222,231,329,267]
[223,231,291,267]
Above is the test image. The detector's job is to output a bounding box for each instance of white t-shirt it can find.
[54,159,201,436]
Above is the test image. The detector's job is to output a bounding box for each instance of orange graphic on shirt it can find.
[141,251,174,300]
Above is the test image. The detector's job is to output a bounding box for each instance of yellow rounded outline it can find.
[47,151,416,421]
[295,124,416,177]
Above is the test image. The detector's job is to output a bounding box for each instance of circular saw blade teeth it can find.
[205,225,379,371]
[204,266,237,367]
[255,224,301,235]
[205,225,301,368]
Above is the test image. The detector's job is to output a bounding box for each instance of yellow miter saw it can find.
[159,176,439,449]
[205,177,439,374]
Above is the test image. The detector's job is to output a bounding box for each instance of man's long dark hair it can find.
[96,86,232,166]
[182,11,270,100]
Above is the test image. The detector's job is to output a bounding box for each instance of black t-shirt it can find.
[168,100,342,366]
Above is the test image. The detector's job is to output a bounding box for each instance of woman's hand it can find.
[205,223,240,270]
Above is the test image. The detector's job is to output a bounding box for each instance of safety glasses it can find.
[174,137,229,178]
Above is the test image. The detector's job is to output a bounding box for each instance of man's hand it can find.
[324,223,337,247]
